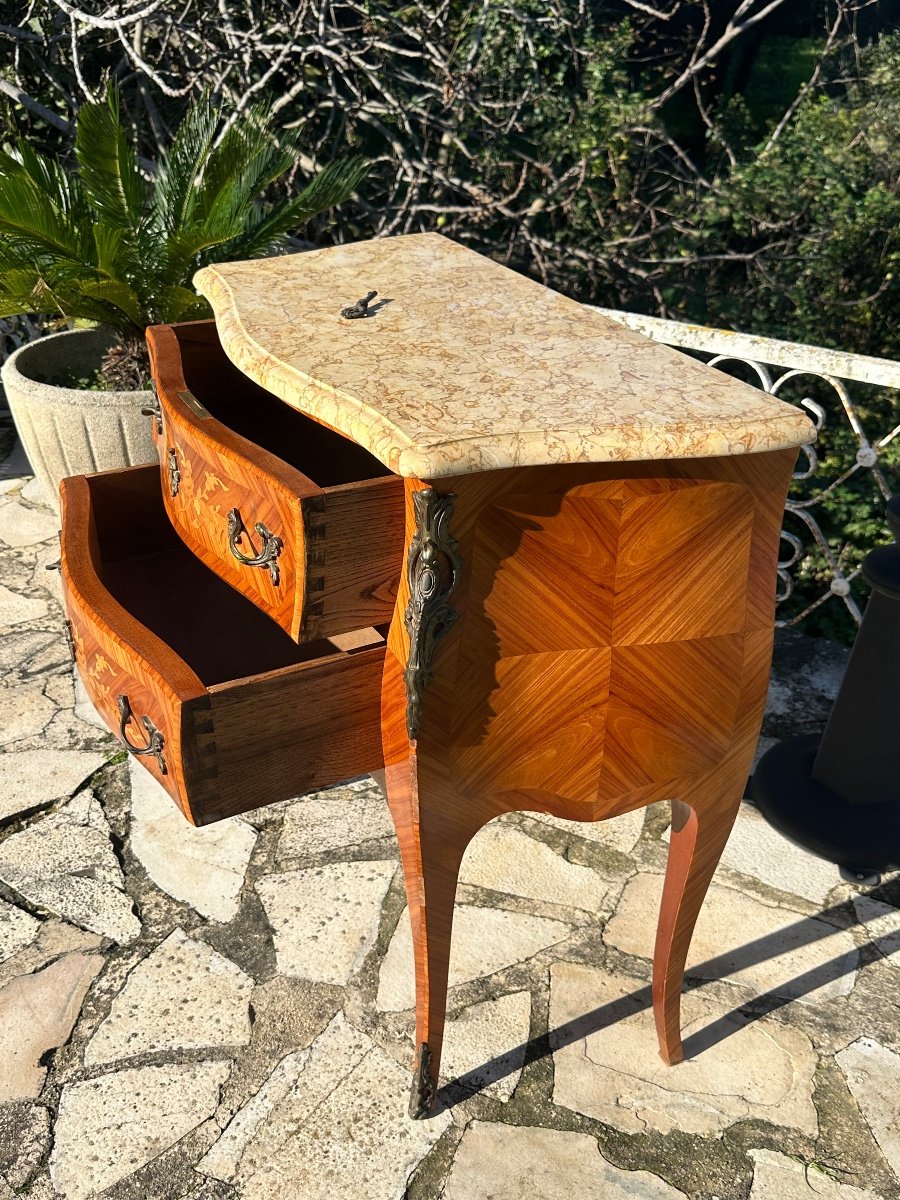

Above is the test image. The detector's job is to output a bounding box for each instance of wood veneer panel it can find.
[205,644,387,822]
[379,449,798,1112]
[60,469,212,820]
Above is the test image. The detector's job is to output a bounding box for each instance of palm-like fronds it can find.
[0,85,368,339]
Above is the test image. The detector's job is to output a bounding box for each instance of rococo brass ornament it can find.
[408,1042,436,1120]
[117,693,167,775]
[167,448,181,497]
[227,508,283,585]
[404,487,463,740]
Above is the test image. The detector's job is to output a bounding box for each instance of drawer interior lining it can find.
[100,546,346,685]
[174,324,394,488]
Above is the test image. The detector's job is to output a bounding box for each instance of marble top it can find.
[194,234,815,479]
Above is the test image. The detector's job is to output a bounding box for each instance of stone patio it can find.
[1,450,899,1200]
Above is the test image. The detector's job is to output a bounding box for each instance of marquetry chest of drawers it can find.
[59,233,814,1118]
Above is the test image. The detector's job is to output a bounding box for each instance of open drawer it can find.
[145,320,405,643]
[60,465,387,825]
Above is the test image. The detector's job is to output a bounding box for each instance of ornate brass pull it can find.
[117,694,167,775]
[227,508,282,585]
[141,389,163,436]
[167,448,181,497]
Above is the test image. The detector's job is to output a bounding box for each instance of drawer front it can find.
[59,470,217,823]
[157,390,308,639]
[147,322,405,644]
[65,581,212,816]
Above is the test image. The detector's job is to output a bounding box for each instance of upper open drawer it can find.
[145,321,405,643]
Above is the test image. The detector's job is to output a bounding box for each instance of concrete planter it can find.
[1,328,156,513]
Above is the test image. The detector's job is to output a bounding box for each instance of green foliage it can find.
[0,86,368,338]
[684,35,900,362]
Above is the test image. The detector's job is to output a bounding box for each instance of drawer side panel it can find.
[302,478,405,641]
[203,646,387,822]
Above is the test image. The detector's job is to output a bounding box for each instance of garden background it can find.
[1,0,898,638]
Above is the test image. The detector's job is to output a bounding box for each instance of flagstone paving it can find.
[0,460,898,1199]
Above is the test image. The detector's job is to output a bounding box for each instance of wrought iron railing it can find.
[598,310,900,631]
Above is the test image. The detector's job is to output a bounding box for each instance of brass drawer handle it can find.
[141,388,163,436]
[167,448,181,497]
[227,508,282,585]
[117,694,167,775]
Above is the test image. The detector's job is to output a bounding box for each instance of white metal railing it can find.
[598,309,900,629]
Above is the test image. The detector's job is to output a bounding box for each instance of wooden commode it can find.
[59,233,815,1118]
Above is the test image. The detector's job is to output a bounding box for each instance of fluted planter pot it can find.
[1,328,156,514]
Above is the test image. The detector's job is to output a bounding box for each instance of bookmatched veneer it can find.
[379,450,798,1114]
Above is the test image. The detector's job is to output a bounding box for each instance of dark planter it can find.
[750,495,900,885]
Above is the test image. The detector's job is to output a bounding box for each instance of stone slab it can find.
[442,1122,687,1199]
[128,763,257,923]
[835,1039,900,1180]
[459,823,609,911]
[442,990,532,1102]
[0,791,140,942]
[717,803,841,905]
[0,630,57,676]
[0,682,57,747]
[377,903,570,1012]
[0,499,57,548]
[853,896,900,964]
[0,748,107,822]
[0,897,40,963]
[85,928,253,1066]
[0,952,103,1101]
[257,860,396,984]
[604,872,857,1005]
[528,806,645,855]
[199,1012,450,1199]
[198,1047,312,1182]
[550,961,818,1137]
[748,1148,883,1200]
[277,778,396,859]
[0,583,48,628]
[0,919,102,992]
[19,477,47,507]
[51,1060,230,1200]
[73,672,108,730]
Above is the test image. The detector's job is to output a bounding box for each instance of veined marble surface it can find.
[194,234,815,479]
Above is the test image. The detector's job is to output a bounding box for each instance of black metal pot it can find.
[750,495,900,885]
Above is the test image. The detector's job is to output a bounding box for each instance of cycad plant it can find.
[0,87,368,388]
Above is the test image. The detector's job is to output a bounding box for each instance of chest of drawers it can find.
[60,233,814,1118]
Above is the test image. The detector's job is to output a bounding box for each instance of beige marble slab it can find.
[194,234,815,479]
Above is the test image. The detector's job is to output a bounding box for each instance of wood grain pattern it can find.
[380,449,798,1109]
[146,322,405,643]
[206,643,386,823]
[61,465,387,826]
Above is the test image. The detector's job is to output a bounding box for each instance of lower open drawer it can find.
[60,465,387,825]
